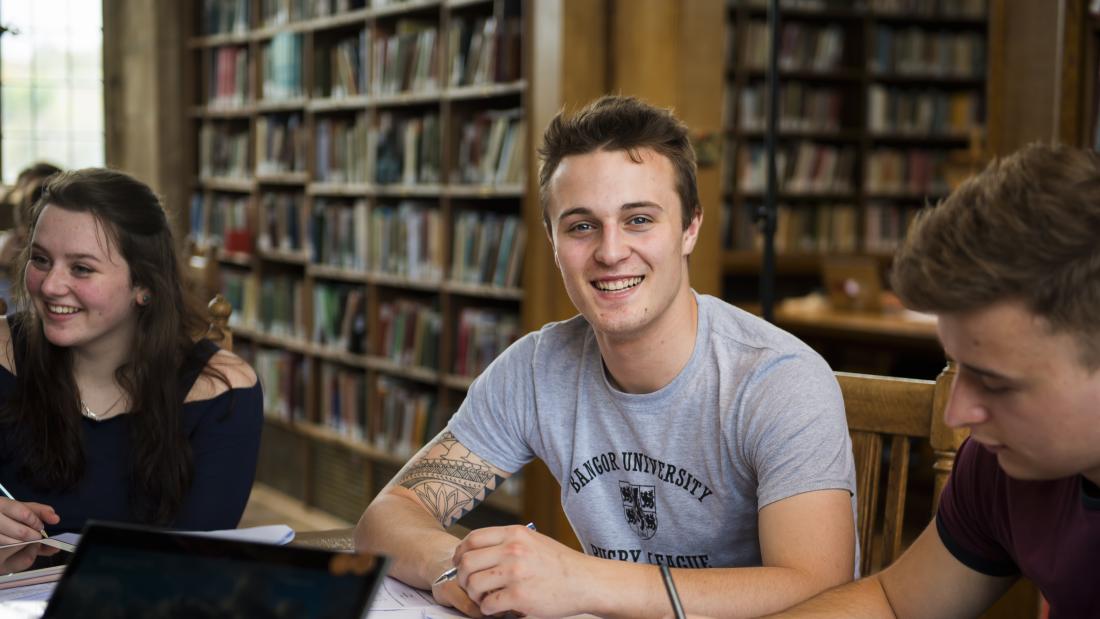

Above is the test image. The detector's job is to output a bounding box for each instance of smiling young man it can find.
[768,143,1100,618]
[357,96,858,618]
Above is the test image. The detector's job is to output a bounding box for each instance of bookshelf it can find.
[721,0,990,302]
[187,0,528,526]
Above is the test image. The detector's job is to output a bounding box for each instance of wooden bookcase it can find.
[186,0,529,527]
[720,0,990,303]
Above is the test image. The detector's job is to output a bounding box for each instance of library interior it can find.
[0,0,1097,617]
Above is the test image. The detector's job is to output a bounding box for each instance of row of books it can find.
[315,30,369,99]
[864,203,921,253]
[736,0,985,18]
[724,202,859,254]
[224,271,308,339]
[741,21,846,73]
[868,0,985,18]
[258,191,306,253]
[263,32,305,101]
[374,376,440,459]
[200,112,523,186]
[721,201,923,255]
[448,14,522,87]
[191,192,252,253]
[453,307,520,378]
[197,193,524,292]
[319,362,368,440]
[739,143,856,195]
[739,82,845,133]
[372,20,439,95]
[870,27,985,78]
[378,299,442,369]
[208,46,249,107]
[311,199,369,269]
[738,0,857,8]
[865,148,950,196]
[453,110,525,186]
[867,86,981,135]
[202,0,250,36]
[373,111,441,185]
[319,367,448,459]
[231,273,517,380]
[199,122,250,180]
[368,201,445,281]
[261,275,308,339]
[314,282,367,353]
[262,0,314,26]
[451,211,526,288]
[256,114,308,175]
[249,346,309,422]
[315,115,368,183]
[204,19,522,103]
[205,0,374,34]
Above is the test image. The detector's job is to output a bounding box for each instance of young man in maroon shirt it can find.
[769,143,1100,617]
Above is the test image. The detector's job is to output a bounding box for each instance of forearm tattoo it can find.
[398,432,506,527]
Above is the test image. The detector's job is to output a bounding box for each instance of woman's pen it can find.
[0,480,49,539]
[433,522,537,586]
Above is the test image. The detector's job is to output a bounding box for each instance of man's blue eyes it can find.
[568,218,652,231]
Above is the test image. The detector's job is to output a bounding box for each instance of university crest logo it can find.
[619,481,657,540]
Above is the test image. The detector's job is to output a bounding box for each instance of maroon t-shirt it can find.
[936,438,1100,616]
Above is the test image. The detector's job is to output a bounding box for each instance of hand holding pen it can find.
[0,480,56,543]
[434,522,537,585]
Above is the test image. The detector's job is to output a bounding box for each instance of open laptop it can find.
[41,522,389,618]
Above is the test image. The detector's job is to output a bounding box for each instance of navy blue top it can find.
[0,320,263,533]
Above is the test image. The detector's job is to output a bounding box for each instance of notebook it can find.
[40,522,388,619]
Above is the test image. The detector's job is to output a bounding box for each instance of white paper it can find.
[0,601,47,619]
[49,524,296,548]
[0,582,54,603]
[187,524,296,545]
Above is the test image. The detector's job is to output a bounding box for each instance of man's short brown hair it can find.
[891,142,1100,369]
[537,95,701,231]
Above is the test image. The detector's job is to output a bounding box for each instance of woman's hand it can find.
[0,498,58,544]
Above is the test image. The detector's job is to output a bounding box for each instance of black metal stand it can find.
[756,0,781,322]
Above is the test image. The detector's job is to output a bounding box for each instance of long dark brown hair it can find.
[1,168,216,524]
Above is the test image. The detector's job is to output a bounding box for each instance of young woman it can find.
[0,168,263,542]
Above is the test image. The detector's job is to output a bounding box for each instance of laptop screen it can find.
[42,523,388,619]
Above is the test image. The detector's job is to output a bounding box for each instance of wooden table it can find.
[774,300,940,349]
[747,295,944,377]
[292,527,357,551]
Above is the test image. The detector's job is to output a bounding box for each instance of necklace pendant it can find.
[81,401,101,421]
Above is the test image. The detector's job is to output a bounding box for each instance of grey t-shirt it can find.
[449,293,856,569]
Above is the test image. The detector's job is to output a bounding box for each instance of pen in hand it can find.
[0,480,49,539]
[433,522,537,586]
[659,563,686,619]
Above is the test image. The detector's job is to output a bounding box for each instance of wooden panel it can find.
[256,421,308,500]
[611,0,680,108]
[676,0,725,298]
[989,0,1061,154]
[310,441,373,524]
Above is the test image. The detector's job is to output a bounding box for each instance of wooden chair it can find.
[838,363,967,576]
[205,293,233,351]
